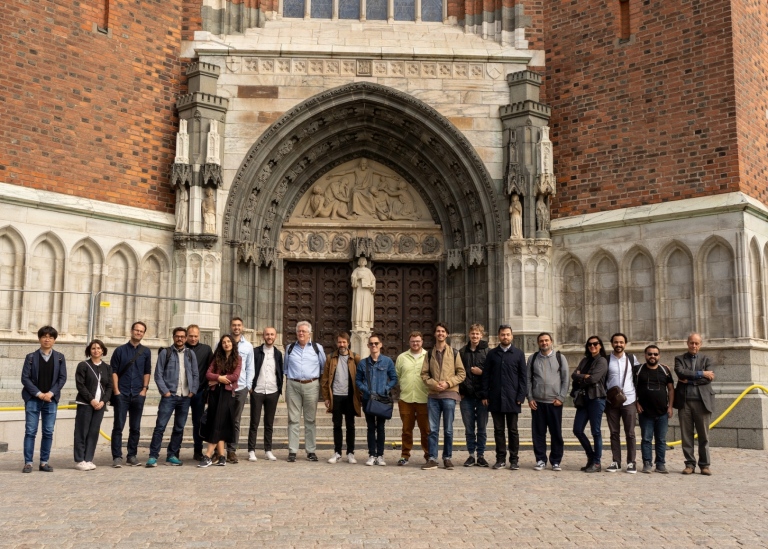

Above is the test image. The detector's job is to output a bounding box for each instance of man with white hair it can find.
[284,321,326,462]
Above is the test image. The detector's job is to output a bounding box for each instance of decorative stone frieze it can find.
[230,57,491,80]
[173,233,218,250]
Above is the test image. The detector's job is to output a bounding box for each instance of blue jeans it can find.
[639,412,669,465]
[428,398,456,460]
[572,397,606,464]
[111,393,146,459]
[149,395,191,459]
[24,399,58,464]
[459,398,488,456]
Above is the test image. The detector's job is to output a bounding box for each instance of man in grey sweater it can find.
[526,332,569,471]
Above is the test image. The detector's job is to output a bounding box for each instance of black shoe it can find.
[492,461,506,470]
[287,453,297,463]
[39,463,54,472]
[307,453,318,462]
[585,463,602,473]
[216,456,226,466]
[476,456,489,467]
[509,461,520,471]
[22,464,32,473]
[197,456,212,468]
[463,456,476,467]
[580,460,594,472]
[193,452,204,462]
[443,459,454,470]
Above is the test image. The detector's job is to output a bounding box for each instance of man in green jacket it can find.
[395,331,430,466]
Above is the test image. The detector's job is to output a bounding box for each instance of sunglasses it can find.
[368,342,381,347]
[587,342,600,348]
[646,352,659,357]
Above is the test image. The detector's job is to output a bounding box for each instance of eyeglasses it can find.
[646,352,659,357]
[368,342,381,347]
[587,342,600,348]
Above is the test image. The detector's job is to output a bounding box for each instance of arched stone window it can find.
[26,233,66,333]
[750,238,765,339]
[558,257,584,344]
[103,244,138,339]
[139,249,171,339]
[67,238,104,336]
[699,238,735,339]
[0,226,26,331]
[625,249,655,342]
[591,253,619,340]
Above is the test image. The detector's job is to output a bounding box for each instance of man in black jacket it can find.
[674,333,715,476]
[482,324,527,471]
[21,325,67,473]
[459,323,489,467]
[248,327,283,462]
[186,325,214,462]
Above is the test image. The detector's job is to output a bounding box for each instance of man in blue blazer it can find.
[21,326,67,473]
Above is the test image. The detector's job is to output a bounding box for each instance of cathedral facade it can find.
[1,0,766,447]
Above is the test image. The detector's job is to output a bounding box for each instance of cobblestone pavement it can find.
[0,444,766,548]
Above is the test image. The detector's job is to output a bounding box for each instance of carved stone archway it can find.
[222,82,505,341]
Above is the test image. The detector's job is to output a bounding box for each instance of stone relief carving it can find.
[398,235,416,254]
[294,159,428,223]
[351,257,376,331]
[175,119,189,164]
[308,233,325,252]
[510,194,523,239]
[536,126,555,196]
[375,234,393,253]
[331,235,348,253]
[423,236,440,254]
[284,233,300,252]
[202,187,216,234]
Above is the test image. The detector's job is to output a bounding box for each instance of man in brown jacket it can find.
[421,323,466,470]
[321,332,362,464]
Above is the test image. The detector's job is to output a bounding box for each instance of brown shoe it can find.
[444,459,454,470]
[227,451,239,464]
[700,467,712,476]
[682,466,695,475]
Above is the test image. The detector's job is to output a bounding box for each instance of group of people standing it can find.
[19,320,714,477]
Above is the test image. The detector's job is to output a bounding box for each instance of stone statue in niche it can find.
[535,194,550,233]
[510,194,523,239]
[351,257,376,331]
[202,187,216,234]
[175,184,189,233]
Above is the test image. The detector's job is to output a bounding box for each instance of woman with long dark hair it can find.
[73,339,113,471]
[198,334,242,468]
[571,335,608,473]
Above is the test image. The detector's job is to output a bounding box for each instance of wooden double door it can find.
[283,261,438,359]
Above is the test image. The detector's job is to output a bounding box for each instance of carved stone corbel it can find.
[468,244,485,266]
[237,241,259,264]
[202,163,223,188]
[259,246,276,267]
[353,237,375,259]
[447,249,463,271]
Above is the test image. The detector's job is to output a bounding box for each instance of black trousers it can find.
[332,394,356,455]
[74,404,105,463]
[248,391,280,452]
[492,411,519,463]
[531,402,564,465]
[227,389,248,452]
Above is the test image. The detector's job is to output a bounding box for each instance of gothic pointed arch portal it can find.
[222,82,505,345]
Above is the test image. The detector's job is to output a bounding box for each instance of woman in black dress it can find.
[198,334,242,468]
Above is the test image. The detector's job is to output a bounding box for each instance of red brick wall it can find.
[182,0,204,41]
[0,0,186,213]
[545,0,743,218]
[731,0,768,203]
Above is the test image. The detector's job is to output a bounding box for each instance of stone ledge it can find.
[0,182,175,231]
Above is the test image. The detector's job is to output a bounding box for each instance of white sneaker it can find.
[534,460,546,471]
[347,453,357,464]
[248,451,258,462]
[75,461,89,471]
[328,453,342,464]
[366,455,376,466]
[376,456,386,466]
[86,462,96,470]
[265,451,277,461]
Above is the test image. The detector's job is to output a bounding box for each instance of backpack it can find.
[529,350,565,383]
[286,340,324,370]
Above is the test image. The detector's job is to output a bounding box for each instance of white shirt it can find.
[176,347,189,396]
[607,353,638,405]
[254,346,279,394]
